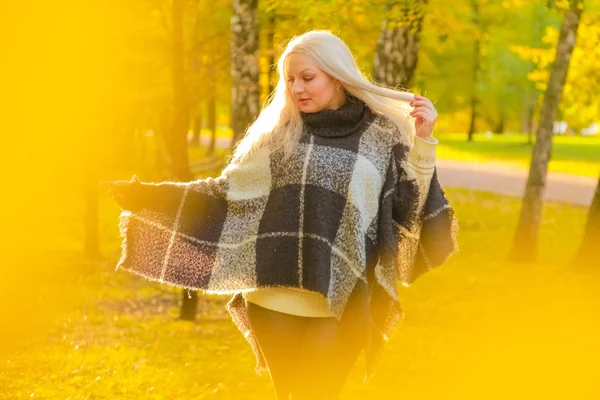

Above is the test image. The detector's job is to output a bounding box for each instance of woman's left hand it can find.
[409,94,438,140]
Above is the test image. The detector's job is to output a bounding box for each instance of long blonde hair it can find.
[228,30,416,166]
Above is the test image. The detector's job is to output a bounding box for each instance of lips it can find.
[299,98,311,104]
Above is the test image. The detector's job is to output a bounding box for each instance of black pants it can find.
[246,301,365,400]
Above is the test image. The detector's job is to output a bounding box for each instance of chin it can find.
[299,103,319,113]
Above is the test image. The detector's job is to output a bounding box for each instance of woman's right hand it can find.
[99,176,141,211]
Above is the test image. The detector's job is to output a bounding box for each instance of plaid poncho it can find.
[114,95,458,376]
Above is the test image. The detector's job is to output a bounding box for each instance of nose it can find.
[292,80,304,95]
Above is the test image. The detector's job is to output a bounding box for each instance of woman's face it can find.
[284,52,346,113]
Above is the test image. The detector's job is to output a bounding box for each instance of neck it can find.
[300,93,372,138]
[326,91,347,110]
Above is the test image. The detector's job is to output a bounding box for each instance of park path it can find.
[436,159,597,207]
[202,136,597,206]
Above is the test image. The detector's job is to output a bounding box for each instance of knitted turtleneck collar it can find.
[300,92,371,138]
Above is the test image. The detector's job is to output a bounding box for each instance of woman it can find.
[101,30,458,399]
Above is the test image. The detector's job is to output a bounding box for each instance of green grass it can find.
[436,133,600,177]
[1,188,599,399]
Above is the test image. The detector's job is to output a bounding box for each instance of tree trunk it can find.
[467,87,478,141]
[168,0,192,183]
[207,80,217,156]
[84,119,100,260]
[190,111,202,147]
[170,0,196,320]
[154,110,170,180]
[509,1,582,263]
[267,11,276,95]
[84,171,100,259]
[180,290,198,321]
[231,0,260,147]
[373,0,428,89]
[494,106,505,134]
[522,92,536,144]
[467,0,480,142]
[572,176,600,268]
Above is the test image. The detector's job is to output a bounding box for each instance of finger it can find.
[409,108,435,118]
[411,104,437,114]
[409,100,434,111]
[409,105,435,115]
[410,110,434,118]
[414,94,432,104]
[412,96,435,109]
[410,111,436,122]
[410,101,435,113]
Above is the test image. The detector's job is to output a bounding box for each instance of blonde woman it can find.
[102,30,458,399]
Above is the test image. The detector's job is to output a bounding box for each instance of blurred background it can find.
[1,0,599,398]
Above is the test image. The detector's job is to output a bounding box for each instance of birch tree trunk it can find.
[231,0,260,147]
[509,0,583,262]
[373,0,428,89]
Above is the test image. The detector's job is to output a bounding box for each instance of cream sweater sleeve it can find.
[407,135,439,198]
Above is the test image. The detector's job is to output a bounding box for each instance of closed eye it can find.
[287,77,314,82]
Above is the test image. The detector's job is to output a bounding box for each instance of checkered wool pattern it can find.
[114,99,458,375]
